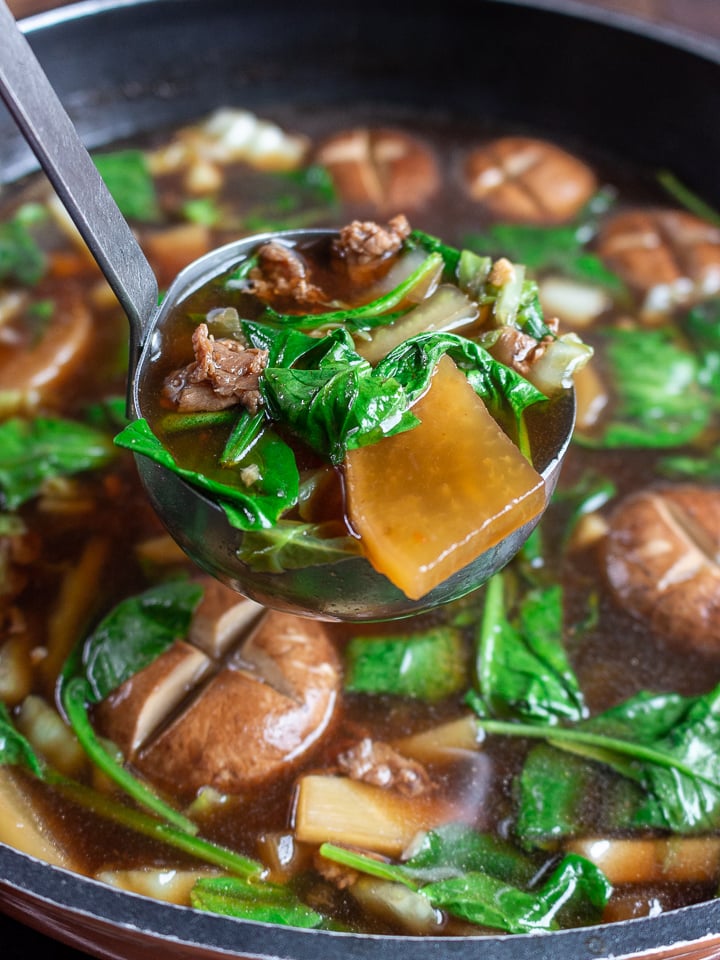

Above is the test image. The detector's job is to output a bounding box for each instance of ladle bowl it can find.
[0,0,574,621]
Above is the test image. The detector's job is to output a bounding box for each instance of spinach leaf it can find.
[471,574,586,725]
[62,676,199,833]
[344,626,468,702]
[657,170,720,227]
[236,520,361,573]
[257,253,443,331]
[0,702,43,775]
[629,686,720,832]
[93,149,161,222]
[0,417,115,509]
[0,206,47,286]
[190,876,324,928]
[240,163,338,233]
[320,843,610,934]
[1,682,262,877]
[81,580,204,702]
[84,396,131,431]
[219,410,265,466]
[404,824,538,886]
[58,580,205,833]
[682,299,720,397]
[578,327,711,448]
[423,854,610,933]
[462,190,625,295]
[407,228,463,275]
[261,337,418,464]
[516,745,604,845]
[486,683,720,840]
[659,447,720,481]
[375,331,546,426]
[552,469,617,546]
[114,418,299,530]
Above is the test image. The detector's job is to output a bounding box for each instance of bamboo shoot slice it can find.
[567,836,720,885]
[0,768,75,869]
[294,775,451,856]
[344,355,546,599]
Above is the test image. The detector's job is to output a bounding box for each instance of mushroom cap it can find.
[604,486,720,654]
[97,593,342,797]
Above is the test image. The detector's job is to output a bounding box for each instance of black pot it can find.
[2,1,720,958]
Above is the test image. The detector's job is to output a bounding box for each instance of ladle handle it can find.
[0,0,158,355]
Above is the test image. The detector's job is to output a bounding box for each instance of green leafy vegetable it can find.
[375,330,547,430]
[344,626,467,702]
[552,470,617,546]
[462,190,625,295]
[578,327,711,448]
[236,520,361,573]
[219,410,265,466]
[261,329,419,464]
[477,682,720,840]
[114,418,299,530]
[683,299,720,397]
[404,824,538,887]
[0,702,43,775]
[257,253,443,331]
[240,164,338,233]
[93,149,161,222]
[181,197,223,226]
[84,396,131,431]
[659,447,720,481]
[80,580,204,701]
[190,876,324,927]
[1,697,262,877]
[319,843,610,934]
[470,574,586,724]
[57,581,205,833]
[420,854,609,932]
[0,417,115,509]
[0,205,47,286]
[657,170,720,227]
[62,676,199,833]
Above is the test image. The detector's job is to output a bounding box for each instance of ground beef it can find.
[337,737,432,797]
[248,241,325,305]
[162,323,268,414]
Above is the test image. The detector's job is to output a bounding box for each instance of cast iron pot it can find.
[2,1,720,958]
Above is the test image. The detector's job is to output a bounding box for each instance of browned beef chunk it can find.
[486,323,557,379]
[337,737,432,797]
[162,323,268,414]
[248,240,325,305]
[333,215,411,264]
[331,215,411,288]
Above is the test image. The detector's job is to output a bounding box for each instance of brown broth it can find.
[1,104,719,935]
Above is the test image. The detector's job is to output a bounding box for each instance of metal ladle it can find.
[0,0,574,621]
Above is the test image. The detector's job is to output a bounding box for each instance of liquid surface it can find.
[0,105,719,936]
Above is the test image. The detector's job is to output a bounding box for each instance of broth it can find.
[1,105,719,936]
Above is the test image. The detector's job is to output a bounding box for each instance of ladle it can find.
[0,0,574,621]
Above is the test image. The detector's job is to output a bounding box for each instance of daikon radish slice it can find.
[344,355,546,599]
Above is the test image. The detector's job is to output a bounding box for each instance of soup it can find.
[1,106,719,936]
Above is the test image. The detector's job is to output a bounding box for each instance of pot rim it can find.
[18,0,720,65]
[3,0,720,957]
[4,841,720,960]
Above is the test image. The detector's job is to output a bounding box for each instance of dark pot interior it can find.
[2,1,720,958]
